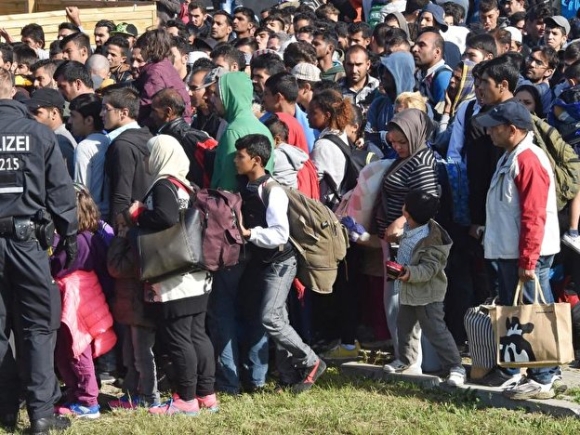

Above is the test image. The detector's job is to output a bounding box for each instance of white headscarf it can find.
[146,134,191,190]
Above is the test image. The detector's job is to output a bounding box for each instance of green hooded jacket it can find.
[211,72,274,192]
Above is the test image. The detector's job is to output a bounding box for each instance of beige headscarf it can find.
[146,134,191,190]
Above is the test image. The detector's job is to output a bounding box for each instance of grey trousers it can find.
[398,302,461,371]
[122,325,160,405]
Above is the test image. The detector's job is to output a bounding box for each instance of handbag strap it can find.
[513,277,547,306]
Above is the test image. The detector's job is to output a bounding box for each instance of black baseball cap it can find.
[25,88,65,111]
[112,23,138,38]
[476,100,533,131]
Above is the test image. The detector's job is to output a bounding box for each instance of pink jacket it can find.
[57,270,117,359]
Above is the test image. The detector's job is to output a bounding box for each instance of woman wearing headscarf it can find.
[374,109,439,371]
[123,135,217,416]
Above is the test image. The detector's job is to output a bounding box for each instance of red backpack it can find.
[179,129,218,188]
[297,159,321,200]
[194,189,245,271]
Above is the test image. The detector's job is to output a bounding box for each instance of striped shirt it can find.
[394,222,430,295]
[376,148,438,237]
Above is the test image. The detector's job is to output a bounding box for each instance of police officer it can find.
[0,70,78,434]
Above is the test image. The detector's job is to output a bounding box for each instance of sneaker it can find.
[55,404,74,415]
[322,342,361,360]
[552,375,568,395]
[109,394,146,410]
[562,233,580,254]
[503,378,555,400]
[383,359,422,375]
[471,368,522,389]
[292,359,327,394]
[196,394,219,412]
[446,366,466,387]
[148,394,199,416]
[68,403,101,419]
[98,372,116,385]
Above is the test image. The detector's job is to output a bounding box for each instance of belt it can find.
[0,216,37,241]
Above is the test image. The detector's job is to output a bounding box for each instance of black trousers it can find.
[0,238,61,420]
[159,311,215,400]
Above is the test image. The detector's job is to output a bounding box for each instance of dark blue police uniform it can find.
[0,100,77,433]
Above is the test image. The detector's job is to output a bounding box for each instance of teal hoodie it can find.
[211,72,274,192]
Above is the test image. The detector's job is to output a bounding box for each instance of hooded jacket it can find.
[383,11,410,39]
[400,220,453,306]
[365,52,416,158]
[273,143,309,189]
[211,72,275,192]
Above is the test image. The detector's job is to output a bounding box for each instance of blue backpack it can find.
[436,156,470,227]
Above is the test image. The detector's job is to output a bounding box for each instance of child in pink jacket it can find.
[51,184,116,419]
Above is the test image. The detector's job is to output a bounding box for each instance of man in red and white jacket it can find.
[478,100,562,400]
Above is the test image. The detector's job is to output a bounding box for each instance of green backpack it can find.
[531,114,580,211]
[262,181,349,294]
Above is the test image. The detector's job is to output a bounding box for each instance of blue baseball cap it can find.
[476,100,534,131]
[420,3,448,32]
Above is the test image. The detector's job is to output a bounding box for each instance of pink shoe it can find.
[55,404,73,415]
[109,394,145,410]
[148,394,199,416]
[196,393,219,412]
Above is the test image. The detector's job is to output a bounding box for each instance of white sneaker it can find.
[446,366,466,387]
[503,378,555,400]
[562,233,580,254]
[383,359,422,375]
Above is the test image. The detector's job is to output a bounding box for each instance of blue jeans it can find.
[207,262,268,394]
[490,256,560,385]
[260,256,317,384]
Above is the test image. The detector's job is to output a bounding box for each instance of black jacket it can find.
[159,117,215,188]
[464,104,504,226]
[0,99,77,237]
[105,125,153,223]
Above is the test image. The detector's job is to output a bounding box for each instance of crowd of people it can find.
[0,0,580,433]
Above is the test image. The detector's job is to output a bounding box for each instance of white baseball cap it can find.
[505,26,522,44]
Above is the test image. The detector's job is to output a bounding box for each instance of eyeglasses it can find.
[189,85,206,92]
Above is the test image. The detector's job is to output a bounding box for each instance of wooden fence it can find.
[0,1,157,45]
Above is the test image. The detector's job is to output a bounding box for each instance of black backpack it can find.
[322,134,361,206]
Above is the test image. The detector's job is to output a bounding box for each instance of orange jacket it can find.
[57,270,117,359]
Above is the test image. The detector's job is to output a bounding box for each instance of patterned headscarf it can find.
[450,60,476,117]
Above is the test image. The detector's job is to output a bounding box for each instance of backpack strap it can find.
[420,64,452,105]
[461,99,477,160]
[260,179,279,210]
[321,134,354,198]
[167,176,197,206]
